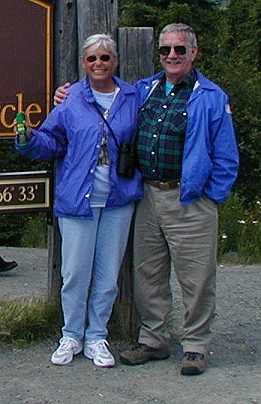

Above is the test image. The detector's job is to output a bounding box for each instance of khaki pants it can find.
[134,184,218,354]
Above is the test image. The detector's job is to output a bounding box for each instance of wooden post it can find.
[77,0,118,76]
[118,27,154,83]
[54,0,78,85]
[48,0,78,302]
[112,27,154,339]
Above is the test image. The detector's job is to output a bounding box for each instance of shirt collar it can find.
[162,69,196,90]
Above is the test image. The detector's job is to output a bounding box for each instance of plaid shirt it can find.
[137,70,196,180]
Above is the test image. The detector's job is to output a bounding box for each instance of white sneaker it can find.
[51,337,83,365]
[84,340,115,368]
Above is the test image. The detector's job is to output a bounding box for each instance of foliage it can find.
[0,298,59,344]
[120,1,161,27]
[120,0,219,49]
[0,212,48,247]
[20,214,48,248]
[0,214,26,246]
[205,0,261,202]
[218,194,261,263]
[0,139,48,174]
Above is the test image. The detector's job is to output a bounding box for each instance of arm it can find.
[16,105,68,161]
[205,98,239,203]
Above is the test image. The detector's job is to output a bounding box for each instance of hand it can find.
[14,113,31,145]
[53,82,71,106]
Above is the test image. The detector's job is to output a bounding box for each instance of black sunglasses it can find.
[158,45,187,56]
[86,54,111,63]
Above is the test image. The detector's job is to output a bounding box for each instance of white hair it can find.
[159,23,198,48]
[82,34,117,58]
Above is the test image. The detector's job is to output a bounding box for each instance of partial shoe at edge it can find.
[0,259,17,272]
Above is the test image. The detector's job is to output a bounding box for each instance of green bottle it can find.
[16,112,28,145]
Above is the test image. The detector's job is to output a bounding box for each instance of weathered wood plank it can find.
[112,219,137,339]
[47,220,61,302]
[118,27,154,84]
[112,27,154,338]
[54,0,78,85]
[48,0,78,302]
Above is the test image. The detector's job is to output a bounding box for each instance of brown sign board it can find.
[0,171,52,213]
[0,0,53,138]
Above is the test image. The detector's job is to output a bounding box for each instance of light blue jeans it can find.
[58,203,134,342]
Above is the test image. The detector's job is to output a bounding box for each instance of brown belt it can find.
[144,179,180,190]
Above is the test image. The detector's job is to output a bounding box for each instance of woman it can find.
[16,34,143,367]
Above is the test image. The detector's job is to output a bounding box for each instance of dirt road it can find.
[0,248,260,403]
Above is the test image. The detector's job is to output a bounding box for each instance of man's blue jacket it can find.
[135,70,239,204]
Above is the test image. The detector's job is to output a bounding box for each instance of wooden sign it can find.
[0,0,53,138]
[0,171,51,213]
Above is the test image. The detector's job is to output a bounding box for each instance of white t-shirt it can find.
[90,87,119,208]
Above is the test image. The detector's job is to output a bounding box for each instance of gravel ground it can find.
[0,248,260,404]
[0,247,48,300]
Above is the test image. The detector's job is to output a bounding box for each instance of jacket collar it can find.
[193,70,217,91]
[142,69,216,92]
[80,75,136,103]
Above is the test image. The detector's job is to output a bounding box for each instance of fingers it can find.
[64,82,71,89]
[54,95,65,106]
[54,82,71,106]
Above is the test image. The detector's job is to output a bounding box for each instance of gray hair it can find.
[82,34,117,58]
[159,23,197,48]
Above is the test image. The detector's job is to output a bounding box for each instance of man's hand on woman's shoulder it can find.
[54,82,71,106]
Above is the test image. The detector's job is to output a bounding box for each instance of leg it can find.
[119,186,173,365]
[134,185,173,350]
[84,202,134,341]
[166,197,218,355]
[160,195,217,375]
[59,215,100,341]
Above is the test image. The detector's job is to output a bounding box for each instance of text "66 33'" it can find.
[0,184,41,205]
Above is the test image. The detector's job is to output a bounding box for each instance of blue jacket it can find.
[16,77,143,218]
[135,70,239,204]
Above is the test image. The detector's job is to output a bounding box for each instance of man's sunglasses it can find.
[158,45,187,56]
[86,54,111,63]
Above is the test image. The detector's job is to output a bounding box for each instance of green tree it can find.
[205,0,261,202]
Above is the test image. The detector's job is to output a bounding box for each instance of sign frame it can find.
[0,171,52,214]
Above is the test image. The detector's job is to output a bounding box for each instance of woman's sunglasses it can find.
[86,54,111,63]
[158,45,187,56]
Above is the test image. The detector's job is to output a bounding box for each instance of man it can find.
[0,256,17,272]
[54,23,239,375]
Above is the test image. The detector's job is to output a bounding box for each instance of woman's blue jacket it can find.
[16,76,143,218]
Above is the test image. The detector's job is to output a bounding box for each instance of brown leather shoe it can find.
[181,352,208,375]
[119,343,170,366]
